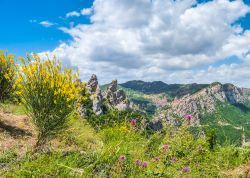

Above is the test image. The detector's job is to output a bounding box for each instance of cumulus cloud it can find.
[42,0,250,86]
[66,11,80,18]
[39,21,55,27]
[81,8,93,15]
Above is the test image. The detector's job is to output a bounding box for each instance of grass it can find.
[0,102,25,115]
[0,104,250,177]
[1,124,250,177]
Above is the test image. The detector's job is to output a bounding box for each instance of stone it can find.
[92,85,103,115]
[87,74,98,93]
[162,83,246,126]
[104,80,132,111]
[80,75,132,117]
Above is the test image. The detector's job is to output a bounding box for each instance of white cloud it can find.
[42,0,250,86]
[81,8,93,15]
[66,11,80,18]
[39,21,54,27]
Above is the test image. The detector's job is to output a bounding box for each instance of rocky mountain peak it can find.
[167,83,246,125]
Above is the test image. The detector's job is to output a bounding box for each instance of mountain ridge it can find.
[118,80,250,145]
[121,80,210,98]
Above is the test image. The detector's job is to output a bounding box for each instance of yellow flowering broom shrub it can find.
[16,54,84,148]
[0,50,16,102]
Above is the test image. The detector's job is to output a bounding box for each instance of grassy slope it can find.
[201,102,250,146]
[0,104,250,177]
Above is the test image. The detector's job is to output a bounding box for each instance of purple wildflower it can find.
[142,161,148,168]
[119,155,126,161]
[155,157,160,162]
[171,156,177,163]
[182,167,190,173]
[130,119,137,126]
[184,114,193,121]
[135,159,141,166]
[162,144,169,151]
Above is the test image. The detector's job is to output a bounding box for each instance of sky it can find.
[1,0,250,87]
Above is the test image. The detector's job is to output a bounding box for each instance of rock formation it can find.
[85,74,103,116]
[104,80,132,111]
[154,83,248,126]
[81,75,132,116]
[86,74,99,93]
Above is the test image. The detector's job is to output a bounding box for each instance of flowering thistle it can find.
[184,114,193,121]
[135,159,141,166]
[197,145,203,150]
[171,156,177,163]
[142,161,148,168]
[130,119,137,126]
[119,155,126,161]
[155,157,160,162]
[162,144,169,151]
[182,167,190,173]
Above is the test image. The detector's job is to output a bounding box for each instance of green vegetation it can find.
[119,86,158,116]
[1,111,250,177]
[120,80,208,97]
[15,54,85,148]
[0,102,25,115]
[201,102,250,146]
[0,51,16,102]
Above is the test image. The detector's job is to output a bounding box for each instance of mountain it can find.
[120,80,250,146]
[170,83,247,125]
[120,80,209,98]
[167,82,250,145]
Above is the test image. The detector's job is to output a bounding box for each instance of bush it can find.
[0,50,16,102]
[15,54,84,148]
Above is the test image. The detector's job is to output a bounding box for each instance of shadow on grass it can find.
[233,103,250,113]
[0,120,32,138]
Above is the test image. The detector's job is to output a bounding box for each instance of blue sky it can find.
[0,0,93,56]
[1,0,250,86]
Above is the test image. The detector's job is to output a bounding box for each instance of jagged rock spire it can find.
[105,79,131,111]
[87,74,98,93]
[80,75,132,117]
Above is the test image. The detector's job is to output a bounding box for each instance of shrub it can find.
[0,50,16,102]
[15,54,85,148]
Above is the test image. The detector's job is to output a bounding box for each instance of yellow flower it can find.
[3,73,9,79]
[16,91,22,95]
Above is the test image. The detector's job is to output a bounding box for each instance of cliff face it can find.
[164,83,247,125]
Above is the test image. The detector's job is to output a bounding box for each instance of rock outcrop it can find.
[86,74,99,93]
[81,75,132,116]
[85,74,103,116]
[156,83,247,125]
[104,80,132,111]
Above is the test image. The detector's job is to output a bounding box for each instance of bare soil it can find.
[0,110,36,156]
[222,164,250,178]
